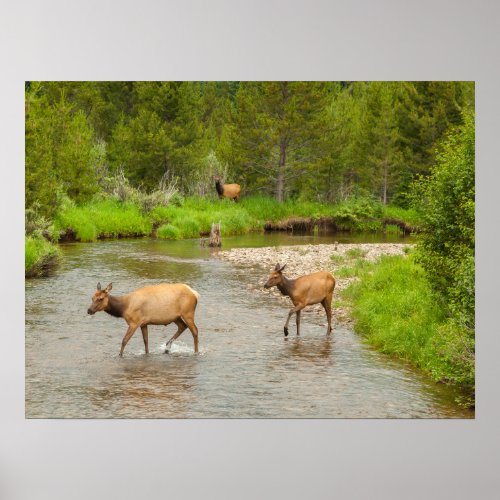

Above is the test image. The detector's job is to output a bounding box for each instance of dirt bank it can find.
[263,217,418,234]
[217,242,410,324]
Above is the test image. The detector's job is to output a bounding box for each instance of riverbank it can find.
[50,196,421,242]
[25,236,60,278]
[217,243,473,405]
[26,195,420,277]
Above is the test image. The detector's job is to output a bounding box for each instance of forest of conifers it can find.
[25,81,474,216]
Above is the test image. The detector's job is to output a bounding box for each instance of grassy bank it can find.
[25,236,61,278]
[53,199,152,241]
[50,195,420,242]
[342,254,474,403]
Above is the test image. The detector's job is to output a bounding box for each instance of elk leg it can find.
[284,305,304,337]
[119,324,138,357]
[322,297,333,334]
[141,325,149,354]
[165,319,187,353]
[182,315,199,353]
[296,310,301,336]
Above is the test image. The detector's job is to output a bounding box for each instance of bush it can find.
[413,110,474,329]
[333,196,383,220]
[25,203,52,237]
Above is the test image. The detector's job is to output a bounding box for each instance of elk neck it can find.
[277,275,295,297]
[215,180,224,196]
[105,295,127,318]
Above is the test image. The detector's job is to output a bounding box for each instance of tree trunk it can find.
[209,222,221,247]
[274,83,290,203]
[383,162,388,205]
[275,140,286,202]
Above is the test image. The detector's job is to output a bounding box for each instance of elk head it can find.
[87,282,113,315]
[264,263,287,289]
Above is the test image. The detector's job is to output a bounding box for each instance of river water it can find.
[25,234,473,418]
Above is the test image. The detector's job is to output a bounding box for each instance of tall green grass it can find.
[54,199,152,242]
[152,197,256,239]
[25,236,60,277]
[241,196,334,222]
[343,254,474,396]
[152,195,420,240]
[51,195,421,242]
[383,205,422,227]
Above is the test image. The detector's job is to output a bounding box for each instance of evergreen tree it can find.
[25,83,99,217]
[226,81,331,201]
[25,80,475,210]
[107,109,173,189]
[364,82,404,204]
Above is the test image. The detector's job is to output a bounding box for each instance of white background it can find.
[1,1,498,498]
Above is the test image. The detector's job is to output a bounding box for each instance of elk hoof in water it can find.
[284,326,289,337]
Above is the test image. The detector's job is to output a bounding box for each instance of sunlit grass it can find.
[343,254,472,389]
[383,205,422,227]
[54,200,152,242]
[52,195,421,241]
[25,236,60,277]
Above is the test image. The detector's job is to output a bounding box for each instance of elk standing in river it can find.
[87,282,200,355]
[213,174,241,201]
[264,263,335,336]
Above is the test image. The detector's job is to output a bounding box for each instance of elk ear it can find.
[104,283,113,293]
[279,264,287,272]
[274,263,281,271]
[96,282,101,291]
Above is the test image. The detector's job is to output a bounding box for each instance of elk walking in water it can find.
[264,263,335,337]
[87,282,200,356]
[213,174,241,201]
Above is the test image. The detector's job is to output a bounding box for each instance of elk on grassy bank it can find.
[264,263,336,336]
[87,282,200,356]
[213,174,241,201]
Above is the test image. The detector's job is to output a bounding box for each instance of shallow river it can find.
[25,233,473,418]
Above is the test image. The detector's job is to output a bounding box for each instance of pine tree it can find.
[226,81,331,201]
[364,82,404,204]
[25,84,99,216]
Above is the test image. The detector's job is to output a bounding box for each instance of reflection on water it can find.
[25,235,472,418]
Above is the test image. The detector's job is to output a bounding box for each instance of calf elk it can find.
[264,263,336,336]
[87,282,200,356]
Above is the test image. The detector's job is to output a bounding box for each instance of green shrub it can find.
[413,110,474,330]
[333,196,384,223]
